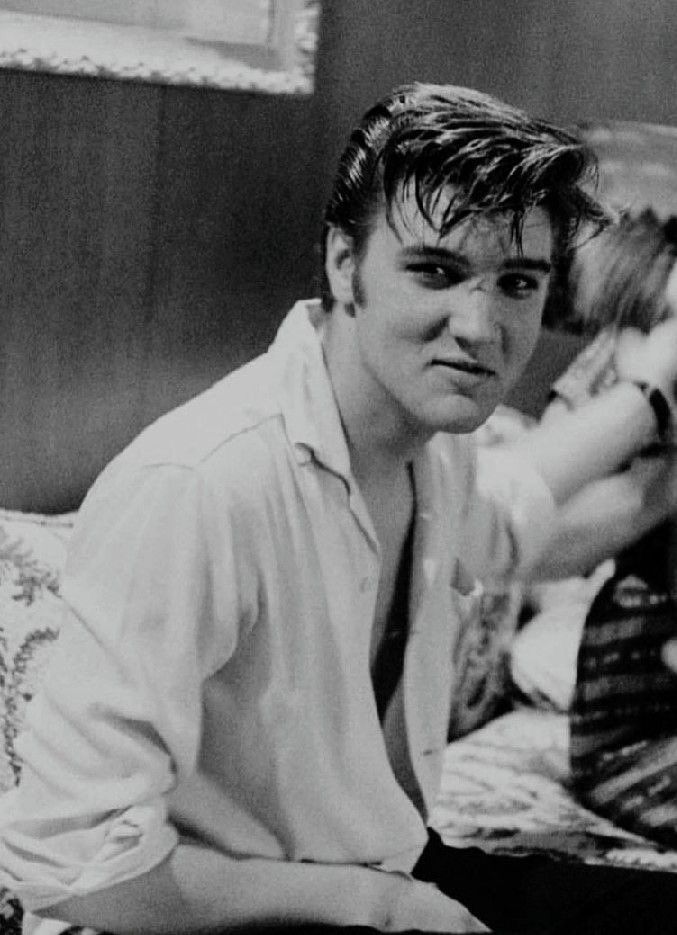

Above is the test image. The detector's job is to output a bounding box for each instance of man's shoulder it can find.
[85,361,294,528]
[119,353,286,472]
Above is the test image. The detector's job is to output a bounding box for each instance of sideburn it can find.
[351,265,366,308]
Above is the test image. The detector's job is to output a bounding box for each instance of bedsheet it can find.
[432,707,677,872]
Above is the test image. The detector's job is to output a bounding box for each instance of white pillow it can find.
[510,561,614,712]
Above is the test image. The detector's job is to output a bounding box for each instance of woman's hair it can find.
[320,82,606,310]
[570,208,677,333]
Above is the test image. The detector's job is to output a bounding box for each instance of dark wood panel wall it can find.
[1,0,675,510]
[313,0,677,188]
[0,72,320,510]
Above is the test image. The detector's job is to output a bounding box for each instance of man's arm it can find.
[45,843,487,934]
[2,463,486,935]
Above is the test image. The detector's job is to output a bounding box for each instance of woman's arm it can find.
[531,452,677,579]
[505,317,677,506]
[505,380,660,506]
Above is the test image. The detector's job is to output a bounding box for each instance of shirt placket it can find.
[401,452,454,812]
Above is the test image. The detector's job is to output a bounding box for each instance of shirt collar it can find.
[271,300,441,539]
[271,299,353,483]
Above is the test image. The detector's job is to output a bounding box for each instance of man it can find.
[3,83,677,935]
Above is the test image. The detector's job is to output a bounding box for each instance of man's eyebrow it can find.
[502,256,552,274]
[398,245,470,266]
[399,245,551,274]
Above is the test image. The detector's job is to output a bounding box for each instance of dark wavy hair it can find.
[320,82,607,311]
[569,208,677,334]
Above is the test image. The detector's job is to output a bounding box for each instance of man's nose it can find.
[447,279,500,344]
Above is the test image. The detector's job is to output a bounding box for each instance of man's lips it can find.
[431,358,497,377]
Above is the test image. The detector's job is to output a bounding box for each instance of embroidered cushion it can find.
[0,509,75,934]
[0,509,75,791]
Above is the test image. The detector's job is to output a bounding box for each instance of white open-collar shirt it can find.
[0,300,554,914]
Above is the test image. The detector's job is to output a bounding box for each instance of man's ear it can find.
[324,227,357,306]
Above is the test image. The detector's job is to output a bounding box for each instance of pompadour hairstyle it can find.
[320,82,607,311]
[570,208,677,334]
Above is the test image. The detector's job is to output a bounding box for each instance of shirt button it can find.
[359,577,372,593]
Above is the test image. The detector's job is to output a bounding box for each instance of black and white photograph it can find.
[0,3,675,934]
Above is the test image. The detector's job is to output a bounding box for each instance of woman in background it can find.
[531,209,677,580]
[544,208,677,848]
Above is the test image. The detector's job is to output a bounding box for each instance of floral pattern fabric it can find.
[0,510,75,935]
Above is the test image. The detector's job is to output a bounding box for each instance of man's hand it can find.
[379,874,489,932]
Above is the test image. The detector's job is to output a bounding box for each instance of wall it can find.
[0,71,320,510]
[314,0,677,184]
[0,0,675,509]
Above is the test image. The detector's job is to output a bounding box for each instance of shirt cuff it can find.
[0,797,178,912]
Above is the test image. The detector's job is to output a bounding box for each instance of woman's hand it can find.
[614,317,677,404]
[664,261,677,314]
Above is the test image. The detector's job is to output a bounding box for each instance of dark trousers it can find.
[242,828,677,935]
[410,828,677,934]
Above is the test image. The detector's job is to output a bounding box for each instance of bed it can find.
[436,709,677,874]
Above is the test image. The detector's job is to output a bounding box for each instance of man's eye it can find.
[499,273,541,298]
[408,264,463,289]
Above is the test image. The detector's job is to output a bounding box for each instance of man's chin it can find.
[433,397,500,434]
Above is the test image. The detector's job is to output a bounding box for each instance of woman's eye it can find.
[408,264,463,289]
[499,273,540,298]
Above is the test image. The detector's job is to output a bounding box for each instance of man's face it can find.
[332,192,553,437]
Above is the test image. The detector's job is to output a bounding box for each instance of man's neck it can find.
[321,311,429,488]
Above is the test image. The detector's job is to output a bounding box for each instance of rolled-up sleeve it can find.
[0,463,242,911]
